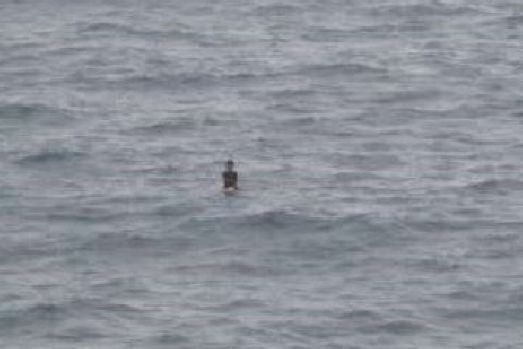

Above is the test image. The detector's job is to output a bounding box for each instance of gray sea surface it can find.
[1,0,523,348]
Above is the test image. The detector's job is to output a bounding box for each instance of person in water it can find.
[222,160,238,190]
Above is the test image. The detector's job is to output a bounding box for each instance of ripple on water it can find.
[151,332,191,345]
[1,1,523,348]
[464,179,523,195]
[16,149,86,165]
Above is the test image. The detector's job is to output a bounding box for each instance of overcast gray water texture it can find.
[1,0,523,348]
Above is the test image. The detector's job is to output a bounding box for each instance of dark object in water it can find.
[222,160,238,191]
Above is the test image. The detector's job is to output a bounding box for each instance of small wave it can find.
[483,15,523,31]
[372,89,444,104]
[251,4,300,16]
[76,21,203,41]
[466,179,523,194]
[505,15,523,24]
[299,63,387,77]
[266,103,320,114]
[404,256,460,273]
[0,55,42,68]
[375,4,481,17]
[467,246,517,260]
[403,219,475,233]
[0,243,67,264]
[152,203,201,218]
[302,28,351,42]
[153,333,191,345]
[482,232,520,243]
[181,211,396,255]
[168,262,279,279]
[1,299,139,338]
[239,210,324,231]
[288,237,366,261]
[46,46,92,58]
[327,153,402,171]
[67,298,141,314]
[334,172,382,182]
[126,117,196,135]
[46,326,108,341]
[44,206,125,223]
[0,102,34,118]
[78,22,132,34]
[80,233,195,254]
[267,89,317,100]
[0,293,23,302]
[0,103,64,122]
[206,299,267,312]
[442,290,479,301]
[96,71,271,91]
[361,141,392,152]
[77,22,162,37]
[224,262,278,277]
[353,23,403,36]
[277,116,317,126]
[336,309,381,321]
[179,209,321,233]
[0,302,68,332]
[81,233,160,250]
[17,149,85,165]
[377,319,426,335]
[442,307,523,321]
[509,287,523,304]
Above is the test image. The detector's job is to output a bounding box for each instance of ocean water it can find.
[1,0,523,348]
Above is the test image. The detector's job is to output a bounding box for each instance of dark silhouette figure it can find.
[222,160,238,190]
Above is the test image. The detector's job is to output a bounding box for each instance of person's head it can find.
[226,160,234,171]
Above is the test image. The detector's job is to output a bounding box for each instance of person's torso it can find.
[222,171,238,188]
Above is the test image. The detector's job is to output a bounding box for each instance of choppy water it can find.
[1,0,523,348]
